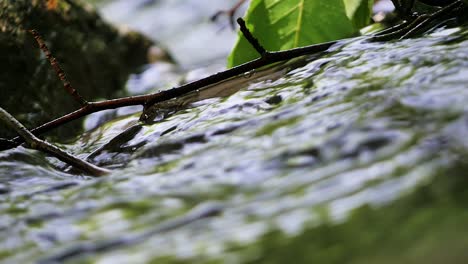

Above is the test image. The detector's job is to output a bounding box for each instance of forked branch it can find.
[211,0,248,29]
[0,107,109,176]
[236,18,267,56]
[0,4,465,175]
[1,26,337,151]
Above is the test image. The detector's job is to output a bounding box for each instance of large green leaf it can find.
[227,0,373,67]
[344,0,374,29]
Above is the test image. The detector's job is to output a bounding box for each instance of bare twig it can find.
[7,2,462,151]
[1,35,337,151]
[29,29,88,106]
[236,18,267,56]
[0,107,110,176]
[211,0,248,29]
[1,2,464,155]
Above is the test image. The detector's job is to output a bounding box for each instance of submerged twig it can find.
[0,107,109,176]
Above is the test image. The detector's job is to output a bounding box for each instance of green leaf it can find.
[227,0,373,68]
[344,0,374,29]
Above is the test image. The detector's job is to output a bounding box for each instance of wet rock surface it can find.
[0,0,154,138]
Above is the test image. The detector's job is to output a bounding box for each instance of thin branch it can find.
[28,29,88,106]
[236,18,267,56]
[0,107,109,176]
[1,38,337,151]
[2,3,464,153]
[211,0,248,29]
[0,2,462,177]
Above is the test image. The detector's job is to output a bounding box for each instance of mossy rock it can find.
[0,0,154,139]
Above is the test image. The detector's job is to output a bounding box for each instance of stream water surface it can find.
[1,1,468,263]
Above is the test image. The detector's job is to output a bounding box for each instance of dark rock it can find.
[0,0,155,139]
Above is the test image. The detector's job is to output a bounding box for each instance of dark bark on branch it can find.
[2,1,464,155]
[0,107,109,176]
[236,18,267,56]
[28,29,88,106]
[211,0,248,29]
[1,37,337,150]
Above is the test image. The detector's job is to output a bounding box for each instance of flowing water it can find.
[1,1,468,263]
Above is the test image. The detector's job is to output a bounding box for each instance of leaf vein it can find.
[265,0,282,9]
[294,0,305,47]
[269,5,299,25]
